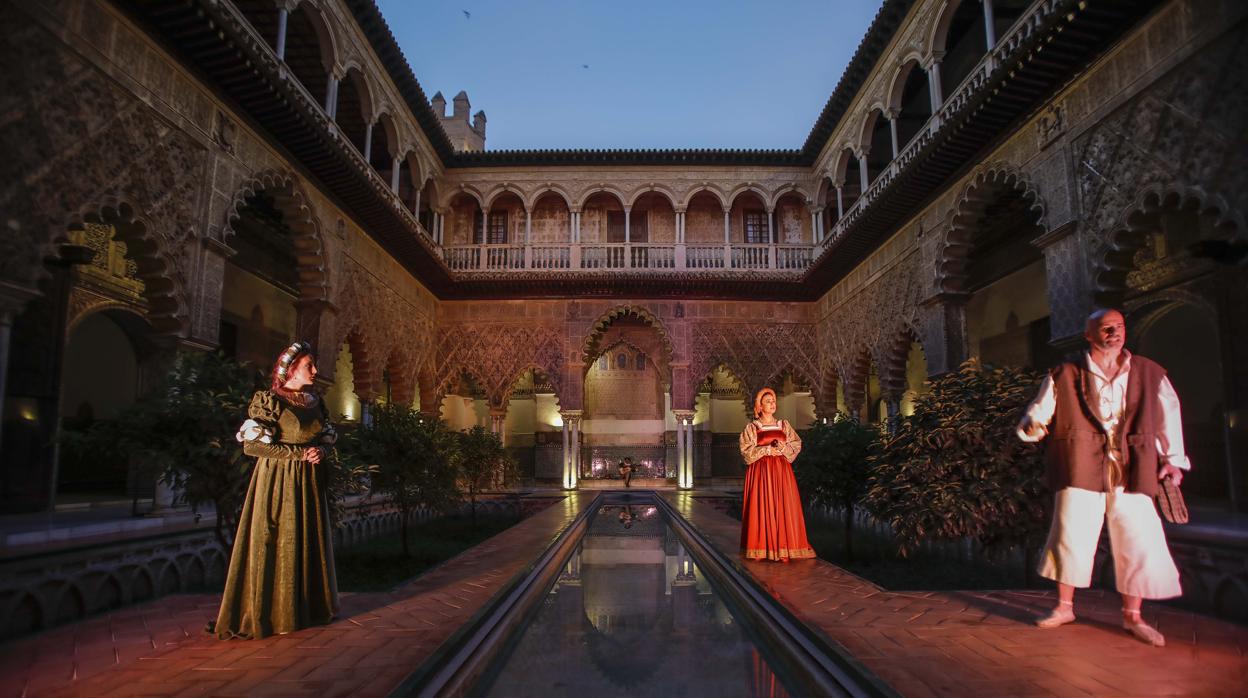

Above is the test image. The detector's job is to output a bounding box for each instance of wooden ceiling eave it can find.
[123,0,1152,302]
[130,0,457,296]
[801,0,1155,297]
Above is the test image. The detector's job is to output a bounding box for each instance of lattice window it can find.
[744,210,768,244]
[488,211,508,244]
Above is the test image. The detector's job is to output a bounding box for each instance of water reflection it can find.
[479,499,791,697]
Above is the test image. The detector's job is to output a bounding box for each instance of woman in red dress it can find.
[739,387,816,562]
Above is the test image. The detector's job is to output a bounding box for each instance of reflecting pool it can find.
[477,498,794,697]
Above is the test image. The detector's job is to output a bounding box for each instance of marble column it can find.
[275,7,289,60]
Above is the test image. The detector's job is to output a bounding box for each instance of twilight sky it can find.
[375,0,882,151]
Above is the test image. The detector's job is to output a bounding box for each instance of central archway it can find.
[579,306,676,482]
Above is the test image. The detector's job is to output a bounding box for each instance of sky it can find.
[375,0,883,151]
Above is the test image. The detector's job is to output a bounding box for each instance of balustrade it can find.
[819,0,1065,254]
[440,242,812,274]
[686,245,726,270]
[731,244,771,270]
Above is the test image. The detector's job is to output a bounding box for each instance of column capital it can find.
[200,236,237,258]
[921,291,969,308]
[1030,220,1077,249]
[671,409,696,422]
[0,280,41,316]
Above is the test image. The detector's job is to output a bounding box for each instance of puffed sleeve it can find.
[739,421,771,465]
[236,391,304,460]
[778,420,802,463]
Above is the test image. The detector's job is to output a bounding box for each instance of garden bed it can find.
[336,515,520,592]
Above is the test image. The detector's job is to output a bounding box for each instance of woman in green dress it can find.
[213,341,338,639]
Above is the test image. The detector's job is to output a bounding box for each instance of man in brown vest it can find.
[1017,308,1188,646]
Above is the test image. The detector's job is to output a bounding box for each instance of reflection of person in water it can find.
[618,457,634,487]
[618,505,635,528]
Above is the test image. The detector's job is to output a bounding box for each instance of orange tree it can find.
[862,359,1048,571]
[457,425,517,530]
[794,416,879,561]
[339,405,460,556]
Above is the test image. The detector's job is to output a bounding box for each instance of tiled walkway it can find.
[666,491,1248,697]
[2,489,1244,697]
[0,493,597,698]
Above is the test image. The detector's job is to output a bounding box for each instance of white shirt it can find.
[1016,351,1190,471]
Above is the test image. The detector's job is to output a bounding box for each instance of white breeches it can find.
[1037,487,1182,599]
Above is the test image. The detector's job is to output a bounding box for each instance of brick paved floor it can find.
[0,492,597,698]
[666,491,1248,697]
[3,490,1244,697]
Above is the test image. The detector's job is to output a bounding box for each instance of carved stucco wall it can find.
[431,300,821,417]
[0,0,439,389]
[812,0,1247,400]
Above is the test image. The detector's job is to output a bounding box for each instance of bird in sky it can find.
[581,64,590,69]
[462,9,471,19]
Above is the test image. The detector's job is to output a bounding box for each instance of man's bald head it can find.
[1085,308,1126,353]
[1086,308,1124,333]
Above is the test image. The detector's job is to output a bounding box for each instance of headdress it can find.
[275,341,313,381]
[753,387,777,418]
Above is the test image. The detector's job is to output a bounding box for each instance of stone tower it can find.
[431,90,486,152]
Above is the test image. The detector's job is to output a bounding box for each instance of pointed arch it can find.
[695,362,753,418]
[64,199,189,336]
[880,326,926,401]
[937,166,1047,294]
[223,169,331,303]
[340,327,381,401]
[1094,184,1244,306]
[580,305,675,380]
[764,362,826,419]
[499,364,565,412]
[434,366,492,417]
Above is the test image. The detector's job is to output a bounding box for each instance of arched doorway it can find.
[584,339,666,479]
[220,191,299,367]
[694,365,750,478]
[2,210,183,513]
[57,309,155,504]
[439,371,489,431]
[898,340,930,417]
[1133,302,1228,508]
[580,309,674,482]
[323,340,364,423]
[502,368,563,481]
[946,174,1053,369]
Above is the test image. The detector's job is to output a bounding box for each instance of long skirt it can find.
[740,455,816,561]
[214,457,338,639]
